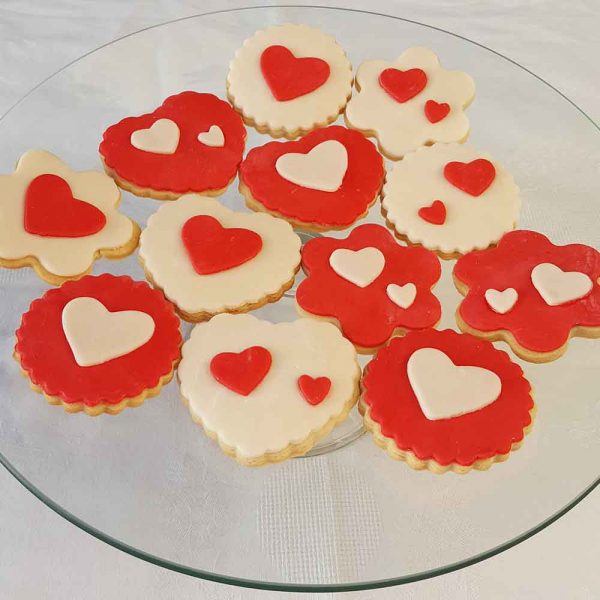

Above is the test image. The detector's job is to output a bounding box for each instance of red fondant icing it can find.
[296,224,441,349]
[14,274,182,408]
[24,174,106,238]
[181,215,262,275]
[210,346,272,396]
[239,126,385,229]
[99,92,246,194]
[444,159,496,197]
[454,230,600,354]
[260,45,330,101]
[362,329,533,467]
[378,68,427,103]
[424,100,450,123]
[297,375,331,406]
[418,200,446,225]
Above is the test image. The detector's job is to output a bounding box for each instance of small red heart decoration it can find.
[297,375,331,406]
[378,68,427,103]
[260,45,330,101]
[424,100,450,123]
[210,346,272,396]
[24,174,106,238]
[444,159,496,197]
[181,215,262,275]
[418,200,446,225]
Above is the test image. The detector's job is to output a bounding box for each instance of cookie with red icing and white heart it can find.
[178,313,360,466]
[227,24,353,139]
[382,143,520,259]
[360,328,534,474]
[14,274,182,415]
[345,47,475,160]
[99,92,246,200]
[0,150,139,285]
[139,196,301,321]
[295,224,441,353]
[239,126,384,231]
[454,230,600,362]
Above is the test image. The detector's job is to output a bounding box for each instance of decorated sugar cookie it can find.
[360,329,534,474]
[14,274,182,416]
[99,92,246,199]
[295,224,441,353]
[345,47,475,159]
[227,24,353,138]
[178,313,360,466]
[454,230,600,362]
[0,150,139,285]
[381,143,520,259]
[239,126,385,231]
[139,196,301,321]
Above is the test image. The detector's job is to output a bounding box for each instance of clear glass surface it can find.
[0,6,598,592]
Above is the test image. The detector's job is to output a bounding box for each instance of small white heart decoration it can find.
[275,140,348,192]
[198,125,225,147]
[531,263,593,306]
[130,118,180,155]
[407,348,502,421]
[484,288,518,314]
[386,283,417,309]
[329,247,385,288]
[62,297,155,367]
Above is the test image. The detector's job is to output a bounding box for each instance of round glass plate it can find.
[0,5,598,593]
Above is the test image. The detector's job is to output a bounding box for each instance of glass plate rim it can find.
[0,4,598,592]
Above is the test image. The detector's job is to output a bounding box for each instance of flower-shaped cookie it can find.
[345,47,475,159]
[15,274,182,415]
[295,224,441,352]
[99,92,246,199]
[361,329,534,473]
[227,24,353,138]
[0,150,139,285]
[454,230,600,362]
[382,143,520,259]
[239,125,385,231]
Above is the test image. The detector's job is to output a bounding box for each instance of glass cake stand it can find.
[0,5,598,593]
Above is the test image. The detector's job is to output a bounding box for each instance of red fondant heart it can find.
[297,375,331,406]
[424,100,450,123]
[210,346,272,396]
[181,215,262,275]
[24,174,106,238]
[444,159,496,197]
[260,45,330,101]
[379,68,427,103]
[418,200,446,225]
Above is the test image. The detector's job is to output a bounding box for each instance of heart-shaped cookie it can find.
[444,158,496,197]
[130,118,180,155]
[379,67,427,103]
[329,246,385,288]
[485,288,518,314]
[198,125,225,148]
[210,346,272,396]
[386,283,417,309]
[531,263,593,306]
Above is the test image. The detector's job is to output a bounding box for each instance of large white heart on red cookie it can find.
[329,247,385,288]
[531,262,593,306]
[130,118,180,155]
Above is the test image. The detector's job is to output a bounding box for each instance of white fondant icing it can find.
[485,288,518,314]
[198,125,225,148]
[329,247,385,288]
[386,283,417,309]
[531,263,593,306]
[130,118,180,154]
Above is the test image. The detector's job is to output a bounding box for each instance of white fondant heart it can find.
[275,140,348,192]
[130,118,180,154]
[386,283,417,309]
[531,263,593,306]
[198,125,225,148]
[485,288,518,314]
[407,348,502,421]
[329,247,385,288]
[62,297,155,367]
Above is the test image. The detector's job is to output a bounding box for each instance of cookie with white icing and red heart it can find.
[360,328,534,474]
[227,24,353,139]
[381,143,520,259]
[139,196,301,321]
[295,224,441,353]
[345,47,475,160]
[99,92,246,200]
[0,150,139,285]
[239,126,384,231]
[14,274,182,416]
[454,230,600,362]
[178,313,360,466]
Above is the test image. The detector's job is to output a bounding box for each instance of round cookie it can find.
[227,24,353,139]
[0,149,139,285]
[381,143,520,259]
[178,313,361,466]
